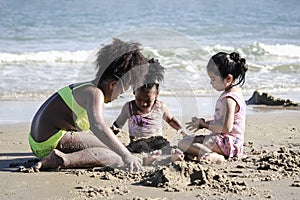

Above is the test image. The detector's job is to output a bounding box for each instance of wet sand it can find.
[0,106,300,200]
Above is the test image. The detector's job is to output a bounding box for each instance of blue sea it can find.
[1,0,300,123]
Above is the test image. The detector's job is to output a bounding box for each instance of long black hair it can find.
[208,52,248,87]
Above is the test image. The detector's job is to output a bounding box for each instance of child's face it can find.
[134,86,158,114]
[207,70,228,91]
[108,79,128,103]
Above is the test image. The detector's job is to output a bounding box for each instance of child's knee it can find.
[107,153,124,167]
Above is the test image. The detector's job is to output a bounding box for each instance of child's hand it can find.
[186,117,206,132]
[177,128,189,137]
[123,154,143,173]
[110,125,121,135]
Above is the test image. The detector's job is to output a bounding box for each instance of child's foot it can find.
[184,153,198,161]
[34,149,65,171]
[170,148,185,162]
[201,152,225,164]
[143,150,162,166]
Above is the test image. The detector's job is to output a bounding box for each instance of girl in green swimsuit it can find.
[29,38,149,172]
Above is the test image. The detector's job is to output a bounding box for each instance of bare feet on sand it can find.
[185,152,225,164]
[170,148,185,162]
[201,152,225,164]
[143,150,162,166]
[34,149,65,171]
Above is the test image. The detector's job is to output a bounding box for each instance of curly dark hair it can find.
[208,52,248,87]
[95,38,149,89]
[135,58,165,93]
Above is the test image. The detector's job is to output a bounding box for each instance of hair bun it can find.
[240,58,246,64]
[145,58,165,84]
[148,58,159,64]
[229,52,241,62]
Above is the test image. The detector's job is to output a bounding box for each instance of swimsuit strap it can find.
[222,92,246,108]
[58,83,93,118]
[129,101,134,116]
[73,82,93,90]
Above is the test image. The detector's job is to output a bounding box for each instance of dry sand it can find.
[0,106,300,200]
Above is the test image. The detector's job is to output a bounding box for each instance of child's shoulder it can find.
[155,100,169,110]
[229,87,244,98]
[155,99,163,106]
[123,100,134,108]
[222,87,242,97]
[222,88,246,105]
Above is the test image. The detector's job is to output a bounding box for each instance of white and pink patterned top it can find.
[128,100,164,139]
[114,100,164,140]
[211,91,246,157]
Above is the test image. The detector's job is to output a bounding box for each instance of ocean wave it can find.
[1,42,300,64]
[195,42,300,59]
[247,43,300,58]
[0,50,95,64]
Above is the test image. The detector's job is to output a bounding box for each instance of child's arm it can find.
[111,102,130,135]
[187,97,237,133]
[85,88,142,171]
[161,102,188,136]
[206,97,237,133]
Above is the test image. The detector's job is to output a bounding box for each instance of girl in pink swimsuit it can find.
[112,59,187,164]
[179,52,248,163]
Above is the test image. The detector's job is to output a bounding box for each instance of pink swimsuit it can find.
[210,91,246,158]
[128,100,164,139]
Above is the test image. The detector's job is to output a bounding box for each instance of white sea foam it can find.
[1,43,300,101]
[0,50,95,63]
[0,43,299,64]
[257,43,300,58]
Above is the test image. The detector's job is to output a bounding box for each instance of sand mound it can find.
[15,146,300,198]
[141,161,248,193]
[67,161,254,198]
[256,147,300,174]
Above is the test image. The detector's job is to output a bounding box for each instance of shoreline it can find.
[0,107,300,199]
[1,90,299,124]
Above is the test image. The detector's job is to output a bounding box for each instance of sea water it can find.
[0,0,300,123]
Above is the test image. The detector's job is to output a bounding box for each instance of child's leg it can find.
[35,147,123,170]
[56,131,108,153]
[178,135,208,156]
[178,135,225,163]
[35,131,126,170]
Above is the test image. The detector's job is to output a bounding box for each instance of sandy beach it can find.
[0,105,299,200]
[1,0,300,199]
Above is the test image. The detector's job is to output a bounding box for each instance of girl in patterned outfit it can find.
[111,59,187,165]
[179,52,248,163]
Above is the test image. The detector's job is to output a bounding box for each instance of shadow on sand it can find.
[0,152,37,172]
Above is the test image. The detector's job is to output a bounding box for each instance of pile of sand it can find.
[141,161,249,194]
[15,145,300,199]
[66,161,256,198]
[13,146,300,199]
[256,147,300,174]
[66,146,300,199]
